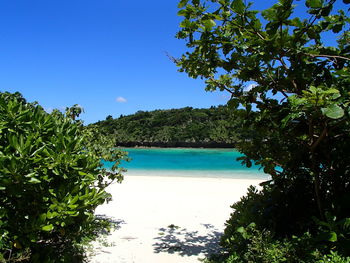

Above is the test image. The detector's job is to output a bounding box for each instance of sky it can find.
[0,1,346,124]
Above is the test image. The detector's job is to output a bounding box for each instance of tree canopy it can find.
[176,0,350,260]
[91,106,242,147]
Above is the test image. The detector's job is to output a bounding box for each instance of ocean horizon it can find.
[103,148,269,180]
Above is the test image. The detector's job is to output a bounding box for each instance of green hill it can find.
[90,106,241,148]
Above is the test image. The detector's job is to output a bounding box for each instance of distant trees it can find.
[176,0,350,261]
[92,106,241,147]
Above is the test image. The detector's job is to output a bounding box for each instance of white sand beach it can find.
[89,172,264,263]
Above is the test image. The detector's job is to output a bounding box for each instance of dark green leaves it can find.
[306,0,323,8]
[228,98,240,109]
[178,0,189,8]
[289,17,302,27]
[231,0,245,13]
[262,8,277,22]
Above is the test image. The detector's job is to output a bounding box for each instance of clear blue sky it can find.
[0,1,346,124]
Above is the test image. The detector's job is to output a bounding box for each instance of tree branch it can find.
[209,77,234,95]
[304,53,350,61]
[311,125,328,151]
[277,56,298,91]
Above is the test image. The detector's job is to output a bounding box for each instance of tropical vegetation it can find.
[0,92,124,262]
[176,0,350,261]
[91,106,241,147]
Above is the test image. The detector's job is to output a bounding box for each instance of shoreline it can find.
[123,169,270,180]
[115,142,235,149]
[117,146,236,150]
[90,172,264,263]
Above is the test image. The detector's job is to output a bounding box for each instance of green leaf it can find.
[343,0,350,4]
[342,218,350,229]
[247,222,256,228]
[47,211,58,219]
[236,226,245,234]
[180,19,192,28]
[320,5,332,16]
[28,177,41,184]
[307,29,318,39]
[332,23,343,33]
[306,0,323,8]
[202,19,216,30]
[321,104,344,119]
[177,9,187,16]
[327,231,338,242]
[178,0,189,8]
[69,195,79,205]
[42,224,54,232]
[38,213,47,222]
[289,17,302,27]
[231,0,245,13]
[316,231,337,242]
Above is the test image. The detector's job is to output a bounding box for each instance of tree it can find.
[176,0,350,257]
[0,92,124,262]
[91,106,239,147]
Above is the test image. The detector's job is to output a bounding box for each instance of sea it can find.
[103,148,269,180]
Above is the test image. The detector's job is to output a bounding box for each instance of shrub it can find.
[220,184,318,263]
[218,182,350,262]
[221,178,317,251]
[0,92,124,262]
[317,251,350,263]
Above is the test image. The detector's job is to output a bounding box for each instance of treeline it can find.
[90,106,241,148]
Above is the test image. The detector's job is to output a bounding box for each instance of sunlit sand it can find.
[89,171,264,263]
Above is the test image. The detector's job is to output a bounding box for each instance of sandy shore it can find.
[89,172,264,263]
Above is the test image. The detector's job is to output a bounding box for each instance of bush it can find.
[0,92,123,262]
[217,181,350,263]
[219,202,319,262]
[221,177,318,250]
[317,252,350,263]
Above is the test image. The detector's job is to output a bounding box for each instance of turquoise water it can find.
[103,148,269,179]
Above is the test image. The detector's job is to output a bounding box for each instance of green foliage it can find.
[219,185,320,262]
[317,251,350,263]
[223,230,312,263]
[176,0,350,261]
[209,230,350,263]
[212,186,350,262]
[92,106,241,146]
[0,92,124,262]
[313,214,350,255]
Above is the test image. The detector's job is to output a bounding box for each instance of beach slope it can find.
[89,173,264,263]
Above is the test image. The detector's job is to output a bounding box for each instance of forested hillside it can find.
[90,106,241,147]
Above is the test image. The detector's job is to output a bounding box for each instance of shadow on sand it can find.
[94,214,126,234]
[153,223,223,257]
